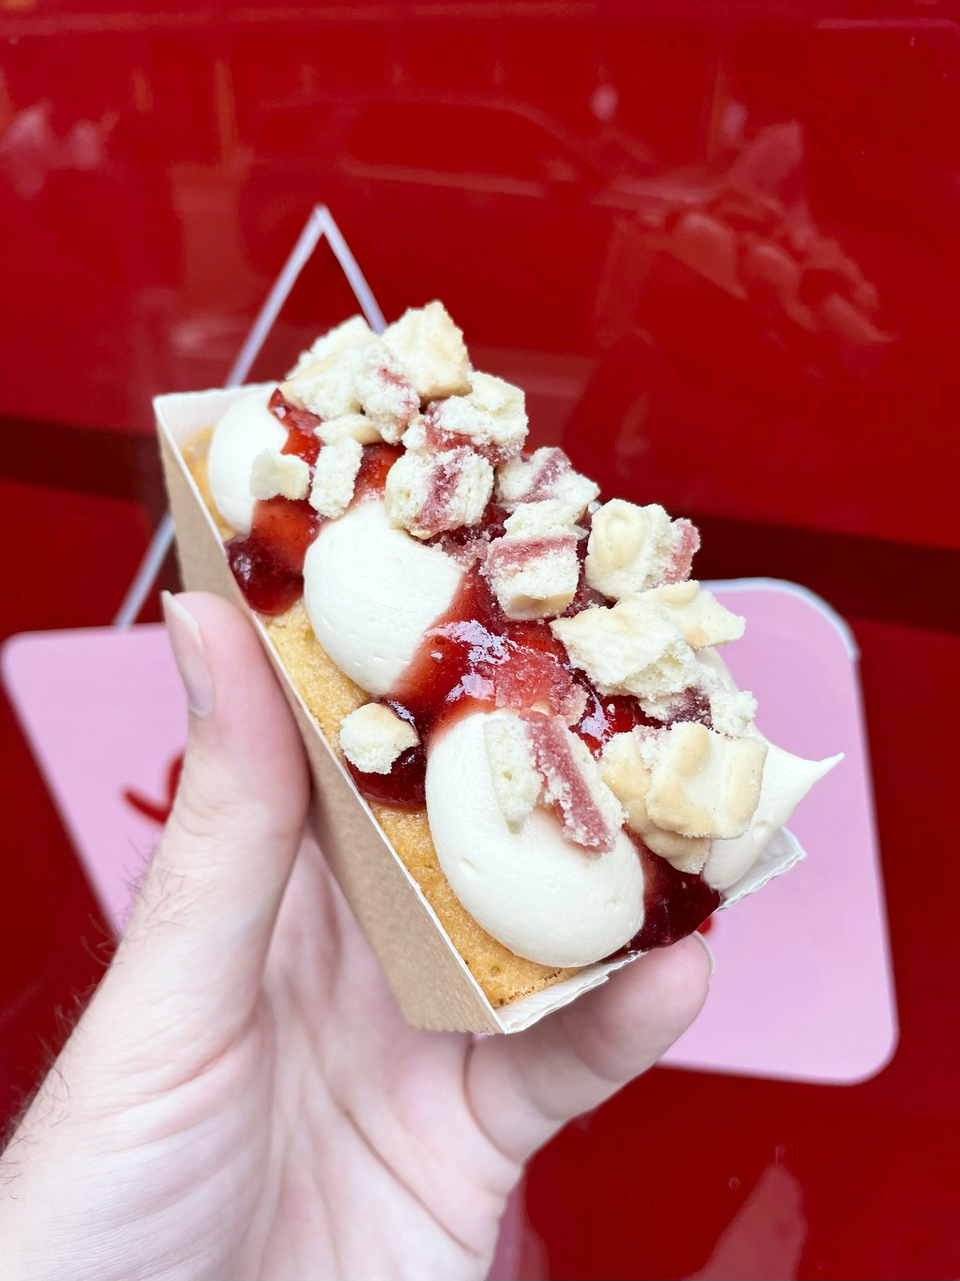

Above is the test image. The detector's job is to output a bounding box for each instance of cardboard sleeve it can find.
[156,386,805,1033]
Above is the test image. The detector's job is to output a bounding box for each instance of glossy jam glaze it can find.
[226,391,400,615]
[224,395,721,946]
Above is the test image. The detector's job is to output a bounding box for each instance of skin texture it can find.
[0,593,710,1281]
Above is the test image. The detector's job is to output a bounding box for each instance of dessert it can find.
[189,302,840,1007]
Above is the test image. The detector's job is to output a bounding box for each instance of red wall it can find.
[3,6,960,1279]
[2,3,956,546]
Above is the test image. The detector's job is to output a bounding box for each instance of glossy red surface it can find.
[3,4,958,550]
[3,5,960,1277]
[226,390,322,613]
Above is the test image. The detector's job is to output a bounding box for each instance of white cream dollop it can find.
[207,387,286,535]
[703,741,843,890]
[426,709,645,967]
[302,498,463,696]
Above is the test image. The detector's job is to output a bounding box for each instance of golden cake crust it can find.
[187,437,577,1006]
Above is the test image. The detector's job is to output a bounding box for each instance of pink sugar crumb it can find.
[664,518,701,583]
[520,710,618,852]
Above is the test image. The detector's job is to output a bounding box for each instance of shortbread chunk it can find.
[287,314,376,378]
[599,732,711,873]
[639,581,745,649]
[420,372,527,464]
[310,437,363,519]
[586,499,700,599]
[281,353,359,420]
[551,597,700,702]
[249,449,310,501]
[496,447,599,518]
[484,710,622,849]
[483,715,542,829]
[354,344,420,442]
[282,341,419,442]
[316,412,383,446]
[641,722,767,840]
[483,531,580,619]
[503,500,586,538]
[385,446,493,538]
[599,731,651,832]
[383,300,472,400]
[522,711,623,851]
[696,649,758,737]
[340,703,419,775]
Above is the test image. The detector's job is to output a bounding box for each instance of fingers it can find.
[466,935,710,1163]
[102,591,310,1044]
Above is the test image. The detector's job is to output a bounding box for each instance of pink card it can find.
[1,579,896,1083]
[2,623,188,931]
[661,580,896,1083]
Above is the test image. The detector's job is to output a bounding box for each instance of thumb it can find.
[97,591,310,1053]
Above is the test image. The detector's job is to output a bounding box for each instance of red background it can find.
[2,3,960,1277]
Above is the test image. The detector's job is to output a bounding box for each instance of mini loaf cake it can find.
[188,302,840,1007]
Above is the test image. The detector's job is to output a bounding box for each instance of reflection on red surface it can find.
[122,751,182,826]
[3,8,960,1280]
[1,9,959,548]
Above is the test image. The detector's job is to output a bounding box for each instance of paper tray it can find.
[156,384,802,1034]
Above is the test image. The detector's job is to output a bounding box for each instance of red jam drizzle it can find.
[224,412,721,948]
[628,839,721,952]
[226,392,400,615]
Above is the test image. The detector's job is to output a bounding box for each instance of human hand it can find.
[0,592,710,1280]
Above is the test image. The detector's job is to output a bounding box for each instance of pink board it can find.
[1,579,895,1083]
[661,580,896,1083]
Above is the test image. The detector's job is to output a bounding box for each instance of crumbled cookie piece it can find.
[550,597,700,703]
[521,711,624,851]
[383,300,472,400]
[418,372,528,464]
[339,702,419,774]
[310,437,363,519]
[385,446,493,538]
[483,715,542,829]
[281,341,419,443]
[599,732,651,832]
[695,649,758,737]
[599,732,710,873]
[287,314,376,378]
[503,499,586,538]
[641,722,767,840]
[249,449,310,501]
[316,412,383,446]
[496,447,599,518]
[586,499,700,599]
[639,581,745,649]
[482,532,580,619]
[281,350,362,420]
[353,344,420,443]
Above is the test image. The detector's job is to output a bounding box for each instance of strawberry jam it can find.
[344,701,427,807]
[226,393,401,616]
[227,493,320,615]
[629,838,721,952]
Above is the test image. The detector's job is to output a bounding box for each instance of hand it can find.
[0,592,710,1280]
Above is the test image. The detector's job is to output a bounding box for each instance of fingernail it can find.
[162,592,214,717]
[692,929,716,978]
